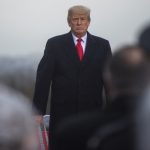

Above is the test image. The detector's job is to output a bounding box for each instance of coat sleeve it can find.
[33,39,55,115]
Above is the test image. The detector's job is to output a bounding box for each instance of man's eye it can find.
[73,18,78,21]
[81,18,87,21]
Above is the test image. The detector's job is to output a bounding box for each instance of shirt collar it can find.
[72,33,87,43]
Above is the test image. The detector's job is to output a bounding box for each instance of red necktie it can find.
[76,38,84,61]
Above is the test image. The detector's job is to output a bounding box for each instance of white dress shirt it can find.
[72,33,87,54]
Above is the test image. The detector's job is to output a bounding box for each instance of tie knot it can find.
[77,38,82,43]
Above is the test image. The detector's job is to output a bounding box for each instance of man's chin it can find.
[75,31,85,35]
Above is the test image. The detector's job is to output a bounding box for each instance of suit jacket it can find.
[33,31,111,129]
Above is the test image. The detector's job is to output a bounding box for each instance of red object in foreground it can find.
[37,123,49,150]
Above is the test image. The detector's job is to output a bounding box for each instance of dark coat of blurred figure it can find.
[54,45,150,150]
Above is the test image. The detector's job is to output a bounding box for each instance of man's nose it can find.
[77,18,82,24]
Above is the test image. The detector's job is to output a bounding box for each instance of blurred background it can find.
[0,0,150,104]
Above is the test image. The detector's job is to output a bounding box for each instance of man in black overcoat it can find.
[32,5,112,149]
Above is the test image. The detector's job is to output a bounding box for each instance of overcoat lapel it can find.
[63,32,95,67]
[81,32,95,68]
[63,32,81,65]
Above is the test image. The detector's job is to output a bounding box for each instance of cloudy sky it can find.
[0,0,150,56]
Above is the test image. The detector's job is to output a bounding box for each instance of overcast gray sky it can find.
[0,0,150,56]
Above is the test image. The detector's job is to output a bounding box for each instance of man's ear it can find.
[67,18,71,27]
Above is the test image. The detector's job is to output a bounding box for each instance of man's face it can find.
[68,12,90,38]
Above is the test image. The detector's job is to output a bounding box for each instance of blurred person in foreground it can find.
[136,23,150,150]
[0,84,38,150]
[54,45,150,150]
[32,5,111,149]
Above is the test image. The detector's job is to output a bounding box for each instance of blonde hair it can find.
[67,5,91,22]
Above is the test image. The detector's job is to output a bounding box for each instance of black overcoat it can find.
[33,31,111,129]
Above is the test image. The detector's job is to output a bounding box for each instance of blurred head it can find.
[103,45,150,99]
[0,84,38,150]
[138,24,150,59]
[67,5,91,38]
